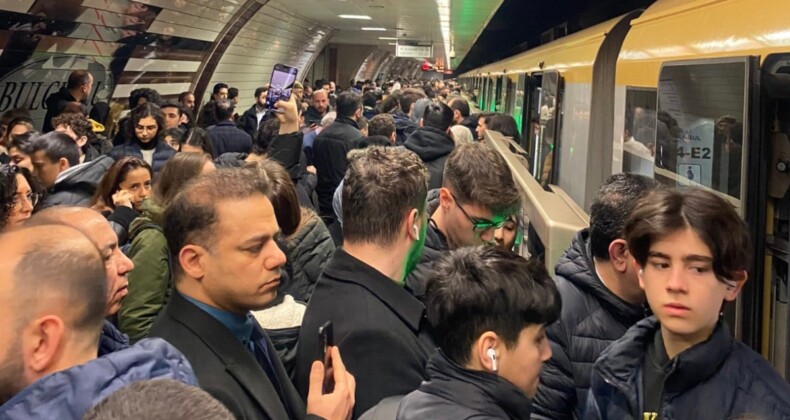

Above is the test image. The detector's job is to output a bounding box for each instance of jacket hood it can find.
[0,338,197,419]
[51,155,113,193]
[404,127,455,161]
[46,86,74,107]
[555,229,645,324]
[419,351,532,419]
[215,152,249,168]
[130,199,165,236]
[98,320,130,356]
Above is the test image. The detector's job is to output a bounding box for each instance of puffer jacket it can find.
[118,200,171,343]
[392,111,418,146]
[404,190,447,300]
[0,338,196,419]
[404,127,455,190]
[585,317,790,420]
[313,117,362,217]
[283,209,335,302]
[43,155,114,208]
[396,351,532,420]
[98,320,130,357]
[532,229,646,420]
[107,139,176,174]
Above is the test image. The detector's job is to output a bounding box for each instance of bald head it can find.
[312,90,329,114]
[0,225,106,335]
[28,206,134,316]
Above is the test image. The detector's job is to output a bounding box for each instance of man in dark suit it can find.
[207,99,252,158]
[295,146,436,418]
[149,96,355,420]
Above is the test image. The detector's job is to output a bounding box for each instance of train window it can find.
[619,88,657,177]
[514,74,526,135]
[481,78,488,110]
[525,74,543,161]
[655,59,749,204]
[533,71,561,187]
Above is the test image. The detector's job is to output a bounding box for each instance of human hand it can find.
[306,347,356,420]
[306,166,317,175]
[275,93,300,134]
[112,189,134,209]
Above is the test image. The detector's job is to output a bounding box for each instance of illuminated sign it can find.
[396,43,433,58]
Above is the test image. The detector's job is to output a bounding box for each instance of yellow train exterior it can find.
[461,0,790,379]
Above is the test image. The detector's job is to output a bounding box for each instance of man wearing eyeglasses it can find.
[405,142,521,301]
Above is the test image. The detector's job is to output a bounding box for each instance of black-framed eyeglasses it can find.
[450,192,506,233]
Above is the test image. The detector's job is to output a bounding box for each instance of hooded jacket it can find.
[396,351,533,420]
[404,190,447,301]
[392,111,418,146]
[239,104,270,138]
[282,209,335,303]
[43,155,114,208]
[532,229,646,420]
[585,317,790,420]
[313,117,362,217]
[99,320,130,356]
[0,338,197,419]
[404,127,455,190]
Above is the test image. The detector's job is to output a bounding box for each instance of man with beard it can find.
[296,146,435,418]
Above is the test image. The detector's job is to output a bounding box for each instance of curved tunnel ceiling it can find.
[0,0,335,127]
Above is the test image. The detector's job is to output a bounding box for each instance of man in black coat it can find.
[42,70,92,132]
[207,99,252,158]
[404,102,455,190]
[296,146,435,419]
[531,173,660,420]
[395,247,561,420]
[405,143,521,301]
[149,98,355,420]
[312,91,364,219]
[239,86,270,138]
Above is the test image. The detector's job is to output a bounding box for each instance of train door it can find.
[531,70,562,188]
[488,76,498,112]
[513,74,526,135]
[505,74,517,116]
[481,77,488,110]
[524,73,543,167]
[762,53,790,378]
[654,57,756,343]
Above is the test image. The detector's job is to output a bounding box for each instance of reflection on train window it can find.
[622,88,657,177]
[532,71,560,187]
[656,61,747,200]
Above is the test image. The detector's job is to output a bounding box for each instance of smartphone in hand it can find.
[318,321,334,393]
[266,63,299,110]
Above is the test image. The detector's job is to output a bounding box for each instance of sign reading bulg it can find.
[396,43,433,59]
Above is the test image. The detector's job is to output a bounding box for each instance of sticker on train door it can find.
[675,118,714,187]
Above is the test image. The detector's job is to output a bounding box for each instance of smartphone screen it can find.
[265,64,299,109]
[318,321,334,393]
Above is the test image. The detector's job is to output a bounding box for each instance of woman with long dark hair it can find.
[0,165,43,232]
[91,156,153,245]
[108,103,176,174]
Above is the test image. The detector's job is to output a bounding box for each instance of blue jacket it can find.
[208,120,252,158]
[107,139,176,174]
[585,317,790,420]
[98,320,130,356]
[0,338,197,419]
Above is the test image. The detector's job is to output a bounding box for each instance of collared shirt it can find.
[181,293,254,346]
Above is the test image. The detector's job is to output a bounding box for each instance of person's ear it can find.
[419,118,424,128]
[724,270,748,301]
[76,136,88,148]
[58,157,70,171]
[608,239,629,273]
[475,331,499,373]
[438,188,453,211]
[24,315,65,376]
[390,132,396,144]
[179,245,208,281]
[406,208,420,241]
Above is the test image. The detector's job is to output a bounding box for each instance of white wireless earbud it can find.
[486,348,497,372]
[639,269,644,276]
[413,224,420,239]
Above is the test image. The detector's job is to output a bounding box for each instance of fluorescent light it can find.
[361,27,387,31]
[388,42,396,45]
[378,36,398,40]
[339,14,371,20]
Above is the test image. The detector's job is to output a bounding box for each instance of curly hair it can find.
[0,165,43,230]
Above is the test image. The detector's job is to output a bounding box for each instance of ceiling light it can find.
[361,27,387,31]
[388,43,396,46]
[339,14,371,20]
[378,37,397,40]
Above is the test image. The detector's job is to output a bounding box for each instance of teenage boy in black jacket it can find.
[586,188,790,419]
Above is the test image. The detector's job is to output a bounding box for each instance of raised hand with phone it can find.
[306,346,356,420]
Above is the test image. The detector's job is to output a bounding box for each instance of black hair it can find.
[425,246,561,366]
[178,91,193,103]
[66,70,91,90]
[180,127,215,156]
[589,173,661,260]
[215,99,235,121]
[198,101,219,128]
[486,114,521,144]
[253,118,280,155]
[9,131,38,155]
[254,86,268,98]
[423,102,454,132]
[128,88,162,109]
[228,87,239,100]
[160,102,183,116]
[213,83,229,95]
[6,116,34,137]
[449,97,470,118]
[32,131,80,166]
[336,92,362,119]
[363,93,377,108]
[0,165,40,229]
[127,103,166,145]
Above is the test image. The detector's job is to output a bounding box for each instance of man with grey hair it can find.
[0,225,195,419]
[296,146,435,417]
[207,98,252,158]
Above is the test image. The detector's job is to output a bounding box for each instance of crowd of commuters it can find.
[0,68,786,420]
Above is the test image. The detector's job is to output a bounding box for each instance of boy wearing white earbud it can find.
[585,188,790,420]
[395,246,561,419]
